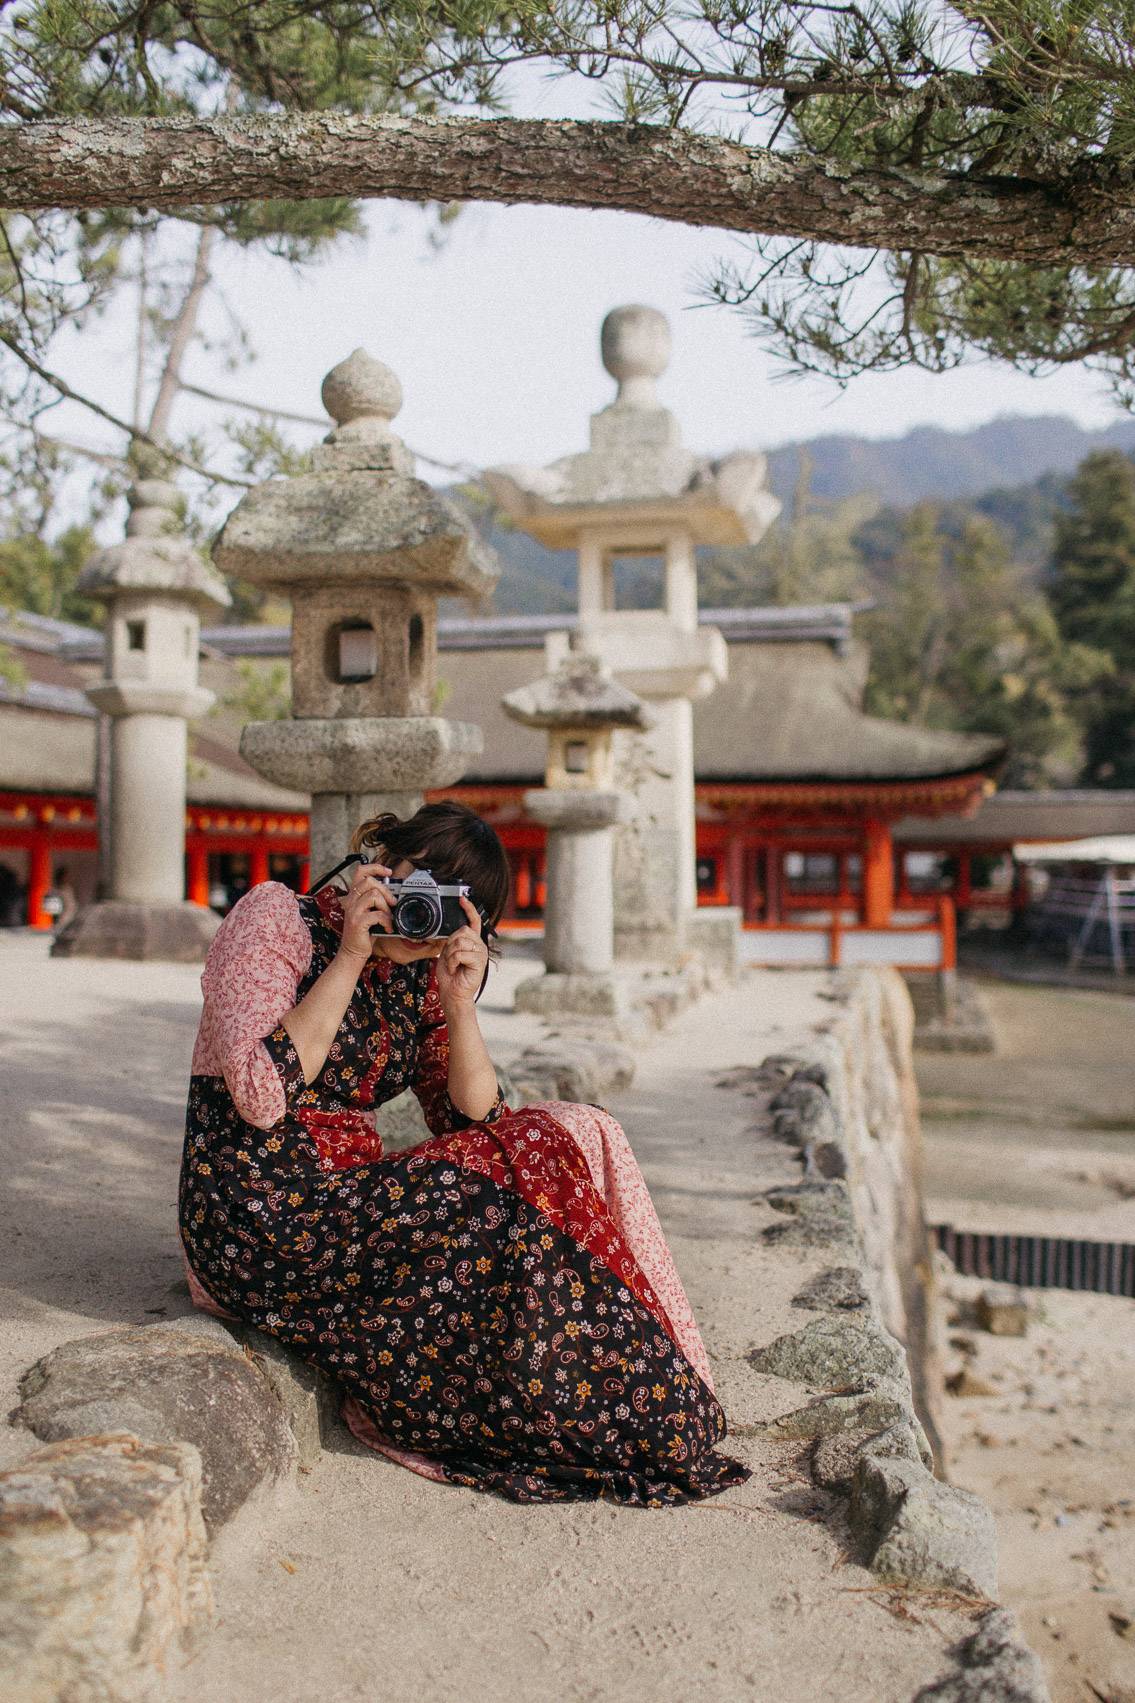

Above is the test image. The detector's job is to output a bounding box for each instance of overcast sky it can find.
[50,194,1129,502]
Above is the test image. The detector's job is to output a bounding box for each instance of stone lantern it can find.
[53,468,231,960]
[485,304,780,967]
[502,648,652,1015]
[213,349,498,875]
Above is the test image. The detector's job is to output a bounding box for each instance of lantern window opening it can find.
[408,612,425,688]
[126,619,146,652]
[564,741,590,774]
[334,621,379,684]
[610,551,664,612]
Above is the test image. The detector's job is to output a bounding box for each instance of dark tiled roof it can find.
[896,791,1135,845]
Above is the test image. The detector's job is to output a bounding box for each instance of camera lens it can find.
[394,893,442,940]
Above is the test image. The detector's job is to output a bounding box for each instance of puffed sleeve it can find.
[410,964,507,1137]
[197,882,313,1129]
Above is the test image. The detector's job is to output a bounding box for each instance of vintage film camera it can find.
[371,867,478,941]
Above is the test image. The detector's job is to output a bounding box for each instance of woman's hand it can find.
[338,860,394,963]
[435,895,489,1010]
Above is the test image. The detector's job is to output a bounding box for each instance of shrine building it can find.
[6,597,1133,964]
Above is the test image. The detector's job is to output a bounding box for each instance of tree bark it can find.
[1,113,1132,266]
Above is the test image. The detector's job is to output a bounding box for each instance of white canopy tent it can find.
[1014,835,1135,864]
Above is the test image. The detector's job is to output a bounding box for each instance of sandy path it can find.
[0,936,975,1703]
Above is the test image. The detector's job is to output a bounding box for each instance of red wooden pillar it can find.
[515,858,532,909]
[187,844,210,908]
[726,833,745,915]
[298,859,310,895]
[896,849,911,907]
[250,844,270,888]
[862,818,894,928]
[956,850,973,909]
[768,846,784,924]
[837,853,853,914]
[28,835,52,929]
[939,895,957,969]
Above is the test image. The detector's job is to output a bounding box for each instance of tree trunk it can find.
[146,223,215,444]
[0,114,1130,266]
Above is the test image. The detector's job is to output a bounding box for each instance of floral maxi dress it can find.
[179,881,749,1505]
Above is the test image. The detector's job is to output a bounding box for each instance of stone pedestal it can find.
[522,789,631,978]
[52,900,222,962]
[52,470,231,960]
[213,349,498,864]
[486,304,779,971]
[238,714,484,878]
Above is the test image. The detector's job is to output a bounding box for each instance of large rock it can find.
[913,1608,1052,1703]
[509,1038,636,1105]
[0,1432,212,1703]
[851,1453,999,1600]
[812,1420,932,1493]
[754,1374,913,1441]
[15,1325,298,1530]
[791,1266,870,1314]
[51,901,220,963]
[760,1180,861,1253]
[160,1314,339,1471]
[749,1316,908,1388]
[226,1329,340,1469]
[770,1079,839,1146]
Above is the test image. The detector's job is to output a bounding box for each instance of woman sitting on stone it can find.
[180,800,746,1505]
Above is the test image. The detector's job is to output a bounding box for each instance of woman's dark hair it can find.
[350,801,510,933]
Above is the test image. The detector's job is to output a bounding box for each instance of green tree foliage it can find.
[0,522,97,622]
[9,1,1135,394]
[860,504,1109,786]
[1048,449,1135,784]
[325,0,1135,397]
[848,497,1104,783]
[220,657,292,720]
[700,453,875,607]
[0,0,519,607]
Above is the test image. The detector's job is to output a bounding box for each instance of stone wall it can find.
[737,967,946,1473]
[819,967,946,1465]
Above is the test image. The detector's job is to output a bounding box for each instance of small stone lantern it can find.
[213,349,499,875]
[502,650,652,1014]
[53,468,231,960]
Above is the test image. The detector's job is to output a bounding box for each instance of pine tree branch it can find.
[0,330,253,486]
[0,113,1130,267]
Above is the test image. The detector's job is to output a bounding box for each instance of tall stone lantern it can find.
[485,304,780,966]
[53,469,231,961]
[502,649,652,1017]
[214,349,498,876]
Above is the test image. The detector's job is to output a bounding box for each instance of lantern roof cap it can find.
[77,477,231,611]
[212,348,499,600]
[501,651,653,731]
[483,304,781,548]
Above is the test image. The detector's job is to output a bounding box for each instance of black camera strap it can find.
[308,851,365,894]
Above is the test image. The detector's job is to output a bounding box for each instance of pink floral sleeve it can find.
[191,882,313,1130]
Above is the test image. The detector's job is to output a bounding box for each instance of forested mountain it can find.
[455,419,1135,790]
[764,415,1135,510]
[465,413,1135,617]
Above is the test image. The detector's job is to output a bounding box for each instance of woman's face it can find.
[367,856,447,965]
